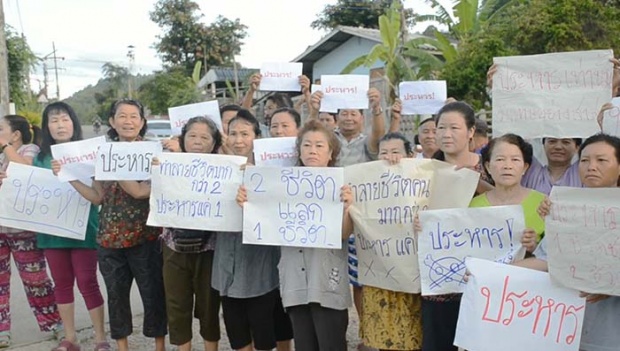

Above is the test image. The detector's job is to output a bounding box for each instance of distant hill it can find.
[65,74,154,124]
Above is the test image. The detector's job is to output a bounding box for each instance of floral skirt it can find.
[361,285,423,350]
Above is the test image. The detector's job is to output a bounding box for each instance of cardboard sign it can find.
[0,163,91,240]
[147,153,246,232]
[399,81,447,115]
[492,50,613,138]
[168,101,222,135]
[242,166,344,249]
[455,257,585,351]
[51,136,105,182]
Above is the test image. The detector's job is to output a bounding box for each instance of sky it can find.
[3,0,436,99]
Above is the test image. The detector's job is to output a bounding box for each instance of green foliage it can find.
[137,68,200,115]
[101,62,130,98]
[6,27,37,109]
[341,2,442,102]
[150,0,247,76]
[311,0,415,31]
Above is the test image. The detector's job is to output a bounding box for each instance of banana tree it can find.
[341,1,443,103]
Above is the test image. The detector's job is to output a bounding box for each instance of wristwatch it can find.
[372,107,384,116]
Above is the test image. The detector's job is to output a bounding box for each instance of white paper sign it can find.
[51,136,106,182]
[312,84,338,113]
[455,257,585,351]
[0,163,91,240]
[492,50,613,138]
[399,81,447,115]
[418,206,526,295]
[547,186,620,296]
[147,153,246,232]
[168,101,223,135]
[243,166,344,248]
[602,97,620,136]
[253,137,297,167]
[260,62,302,92]
[320,74,369,111]
[95,141,162,181]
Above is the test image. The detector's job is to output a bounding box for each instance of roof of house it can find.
[292,25,440,66]
[198,66,259,87]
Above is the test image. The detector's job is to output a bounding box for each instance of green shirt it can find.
[33,155,98,249]
[469,189,546,241]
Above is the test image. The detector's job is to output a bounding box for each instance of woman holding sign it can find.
[361,129,424,351]
[469,133,544,251]
[237,120,354,351]
[518,133,620,351]
[58,99,167,351]
[424,101,493,351]
[37,102,109,351]
[212,111,281,351]
[0,115,62,347]
[157,117,222,351]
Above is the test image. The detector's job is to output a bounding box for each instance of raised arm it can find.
[368,88,386,154]
[308,91,323,121]
[241,73,261,109]
[388,98,402,133]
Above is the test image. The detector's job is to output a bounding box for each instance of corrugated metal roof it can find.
[198,67,259,87]
[292,25,439,65]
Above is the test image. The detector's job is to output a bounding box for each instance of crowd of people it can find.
[0,59,617,351]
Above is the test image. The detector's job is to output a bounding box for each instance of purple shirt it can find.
[521,157,582,195]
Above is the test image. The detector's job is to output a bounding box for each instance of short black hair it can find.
[178,116,222,154]
[579,133,620,163]
[228,108,261,137]
[271,107,301,128]
[542,137,582,147]
[107,99,147,140]
[380,132,413,156]
[481,133,533,182]
[220,104,241,115]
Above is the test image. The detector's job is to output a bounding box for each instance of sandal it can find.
[0,332,10,349]
[52,340,80,351]
[93,342,112,351]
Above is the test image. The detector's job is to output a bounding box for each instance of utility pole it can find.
[127,45,135,98]
[52,42,63,99]
[0,0,10,117]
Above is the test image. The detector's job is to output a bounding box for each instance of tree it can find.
[6,27,36,109]
[341,2,443,102]
[150,0,247,75]
[138,63,202,115]
[101,62,129,98]
[311,0,415,31]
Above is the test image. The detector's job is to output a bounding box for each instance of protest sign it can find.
[168,101,222,135]
[492,50,613,138]
[253,137,297,167]
[399,81,447,115]
[0,163,91,240]
[95,141,161,181]
[242,166,344,249]
[345,159,479,293]
[546,186,620,296]
[51,136,105,182]
[320,75,369,111]
[312,84,338,113]
[147,153,246,232]
[455,257,585,351]
[259,62,302,91]
[418,206,526,295]
[601,97,620,137]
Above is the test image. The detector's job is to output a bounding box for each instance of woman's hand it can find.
[162,138,181,152]
[310,91,323,113]
[341,185,353,211]
[236,185,248,207]
[597,102,615,130]
[521,229,538,253]
[537,197,552,218]
[368,87,382,113]
[381,153,403,165]
[51,160,62,176]
[299,75,310,95]
[249,73,261,91]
